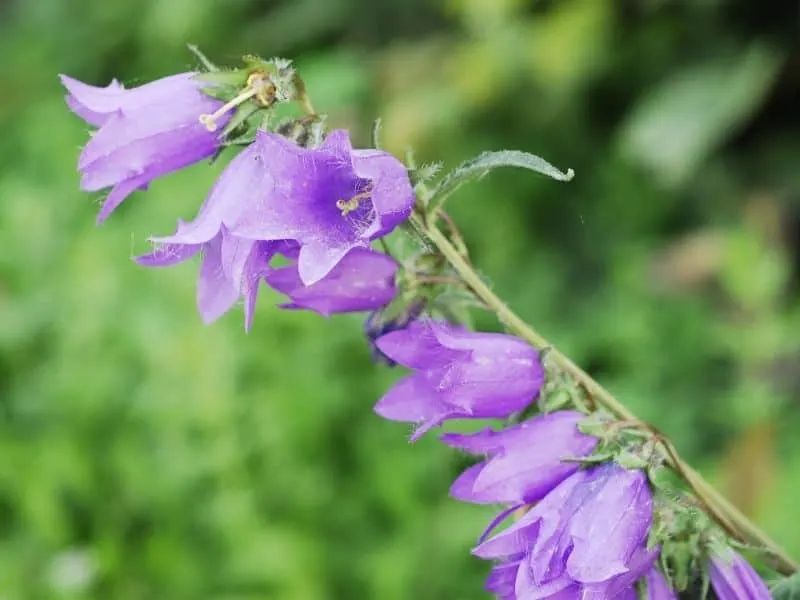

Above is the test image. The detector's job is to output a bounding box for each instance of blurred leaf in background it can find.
[1,0,800,598]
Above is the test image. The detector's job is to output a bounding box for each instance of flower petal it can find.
[196,234,239,323]
[135,242,201,267]
[97,173,151,223]
[352,148,414,238]
[267,248,397,316]
[470,412,598,504]
[297,241,359,286]
[373,374,451,424]
[448,463,487,502]
[566,466,653,584]
[375,320,468,370]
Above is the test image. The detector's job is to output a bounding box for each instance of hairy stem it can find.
[413,213,798,576]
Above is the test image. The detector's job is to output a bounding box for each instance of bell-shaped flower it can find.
[708,545,771,599]
[150,129,414,286]
[363,299,426,366]
[266,248,398,316]
[61,72,229,223]
[441,410,598,505]
[474,464,654,598]
[373,320,544,440]
[137,226,296,330]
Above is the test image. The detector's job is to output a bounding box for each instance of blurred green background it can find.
[2,0,800,597]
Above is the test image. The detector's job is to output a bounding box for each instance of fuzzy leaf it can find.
[429,150,574,210]
[772,574,800,600]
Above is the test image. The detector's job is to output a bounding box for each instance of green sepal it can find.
[771,573,800,600]
[700,569,711,600]
[197,83,240,103]
[242,54,276,73]
[432,295,475,331]
[616,449,650,470]
[222,131,257,147]
[647,464,682,492]
[577,417,608,438]
[187,44,218,72]
[194,70,249,90]
[221,100,261,138]
[371,118,383,149]
[541,387,573,413]
[561,449,616,466]
[220,110,270,148]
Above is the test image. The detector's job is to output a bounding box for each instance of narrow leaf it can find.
[430,150,574,210]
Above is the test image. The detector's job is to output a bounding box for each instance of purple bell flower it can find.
[474,464,654,598]
[642,566,678,599]
[150,128,414,286]
[363,299,426,366]
[373,320,544,440]
[266,247,398,316]
[137,227,296,330]
[709,545,771,599]
[441,410,598,505]
[61,72,229,223]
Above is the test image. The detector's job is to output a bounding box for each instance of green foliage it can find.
[427,150,574,211]
[1,0,800,598]
[773,573,800,600]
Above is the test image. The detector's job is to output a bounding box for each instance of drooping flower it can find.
[151,128,414,286]
[136,226,296,330]
[266,247,398,316]
[474,463,654,599]
[373,320,544,440]
[708,545,771,599]
[61,72,229,223]
[441,410,598,506]
[363,299,426,366]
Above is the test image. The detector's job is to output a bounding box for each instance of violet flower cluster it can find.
[62,73,414,330]
[62,65,780,600]
[375,319,661,597]
[373,320,774,599]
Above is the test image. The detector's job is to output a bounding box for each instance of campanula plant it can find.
[61,50,798,599]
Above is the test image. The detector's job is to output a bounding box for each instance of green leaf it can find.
[429,150,574,210]
[772,573,800,600]
[617,42,783,187]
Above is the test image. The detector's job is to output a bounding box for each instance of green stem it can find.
[413,214,798,577]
